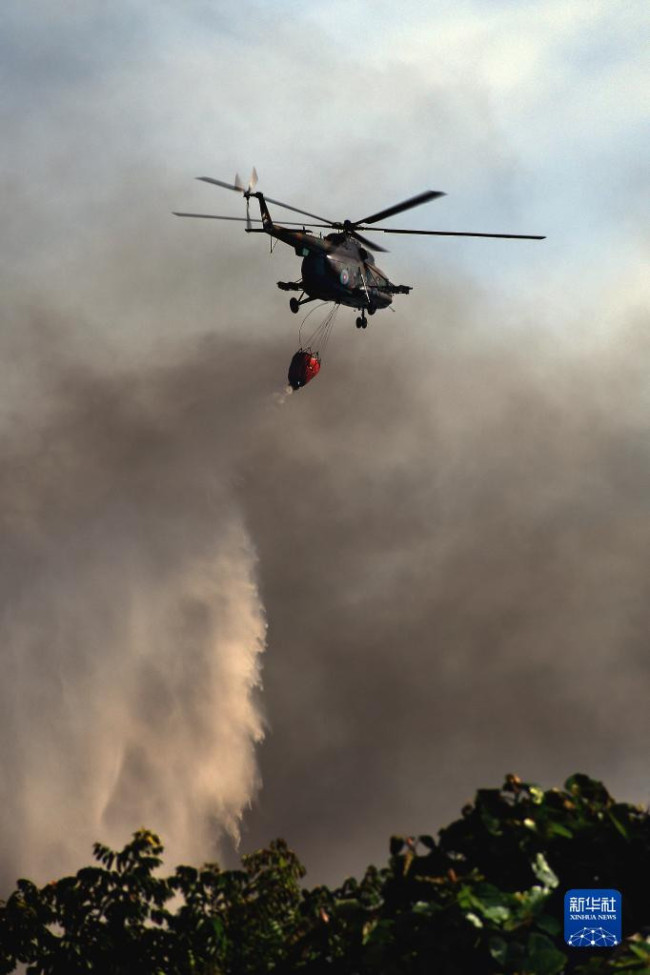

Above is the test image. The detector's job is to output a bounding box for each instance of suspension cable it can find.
[298,303,340,358]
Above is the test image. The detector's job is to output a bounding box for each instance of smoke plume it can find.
[0,330,270,889]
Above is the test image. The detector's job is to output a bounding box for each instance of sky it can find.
[0,0,648,890]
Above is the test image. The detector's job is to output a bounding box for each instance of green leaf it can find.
[483,904,511,924]
[362,919,393,948]
[546,821,573,839]
[333,898,364,918]
[607,811,629,841]
[489,935,508,964]
[495,939,527,971]
[564,774,610,805]
[532,853,559,890]
[627,942,649,959]
[537,914,561,937]
[412,901,434,916]
[458,883,512,926]
[525,932,567,975]
[212,917,226,942]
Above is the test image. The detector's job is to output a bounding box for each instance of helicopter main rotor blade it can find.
[354,190,445,227]
[196,177,333,224]
[350,230,389,253]
[356,226,546,239]
[197,176,246,194]
[174,212,259,221]
[173,212,333,228]
[257,194,333,224]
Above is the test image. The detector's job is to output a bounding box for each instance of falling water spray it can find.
[0,345,268,890]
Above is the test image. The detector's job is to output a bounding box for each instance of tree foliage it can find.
[1,774,649,974]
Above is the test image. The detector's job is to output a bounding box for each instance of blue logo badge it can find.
[564,889,622,947]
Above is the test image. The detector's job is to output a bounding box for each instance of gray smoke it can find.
[237,303,650,884]
[0,330,270,889]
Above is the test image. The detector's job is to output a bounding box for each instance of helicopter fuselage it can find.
[300,237,392,311]
[247,193,410,319]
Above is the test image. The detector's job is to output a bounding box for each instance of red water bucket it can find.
[288,350,321,390]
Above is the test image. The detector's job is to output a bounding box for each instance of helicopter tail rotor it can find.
[245,169,258,228]
[208,169,259,228]
[198,169,258,198]
[234,168,258,193]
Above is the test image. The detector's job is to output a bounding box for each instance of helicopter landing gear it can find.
[289,294,315,313]
[356,310,368,329]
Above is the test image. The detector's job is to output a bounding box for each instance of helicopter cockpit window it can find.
[367,268,388,289]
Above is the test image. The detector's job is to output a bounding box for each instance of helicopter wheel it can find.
[290,297,300,314]
[356,317,364,329]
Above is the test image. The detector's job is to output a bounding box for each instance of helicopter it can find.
[174,169,544,330]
